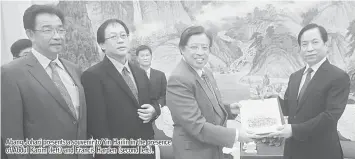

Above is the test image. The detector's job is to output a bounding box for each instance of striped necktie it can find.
[122,66,139,102]
[298,68,314,101]
[201,72,218,100]
[49,61,78,119]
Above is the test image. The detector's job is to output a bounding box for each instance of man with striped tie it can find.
[81,19,160,159]
[1,4,89,159]
[166,26,256,159]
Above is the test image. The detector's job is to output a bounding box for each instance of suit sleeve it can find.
[223,104,238,120]
[158,72,167,106]
[1,67,31,159]
[145,71,160,121]
[167,76,236,148]
[81,71,111,139]
[291,73,350,141]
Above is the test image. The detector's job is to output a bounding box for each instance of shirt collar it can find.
[146,67,151,75]
[31,48,64,70]
[182,57,203,77]
[304,57,327,74]
[106,55,131,74]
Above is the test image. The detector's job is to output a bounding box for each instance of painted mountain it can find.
[227,1,355,78]
[56,1,355,83]
[50,0,355,143]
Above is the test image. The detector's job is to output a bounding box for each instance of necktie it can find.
[298,68,314,101]
[201,72,218,100]
[49,61,78,119]
[122,67,139,102]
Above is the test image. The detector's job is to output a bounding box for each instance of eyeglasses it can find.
[186,44,210,53]
[33,27,67,35]
[105,33,128,41]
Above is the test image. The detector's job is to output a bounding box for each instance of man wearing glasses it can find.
[166,26,256,159]
[81,19,160,159]
[1,5,89,159]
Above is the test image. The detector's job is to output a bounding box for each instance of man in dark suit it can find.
[1,5,89,159]
[166,26,256,159]
[81,19,160,159]
[136,45,167,107]
[136,45,170,158]
[267,23,350,159]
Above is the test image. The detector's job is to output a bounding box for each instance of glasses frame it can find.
[33,27,67,36]
[185,44,210,53]
[105,33,128,41]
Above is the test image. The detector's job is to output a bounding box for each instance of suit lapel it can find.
[25,53,76,120]
[150,68,158,88]
[208,73,229,119]
[297,61,329,112]
[103,57,139,107]
[289,69,304,115]
[181,60,224,118]
[150,68,155,81]
[195,75,224,118]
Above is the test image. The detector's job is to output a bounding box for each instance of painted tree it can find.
[249,32,264,51]
[266,26,274,38]
[57,1,100,70]
[346,20,355,57]
[301,8,318,26]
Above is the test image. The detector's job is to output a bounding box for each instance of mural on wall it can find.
[56,1,355,140]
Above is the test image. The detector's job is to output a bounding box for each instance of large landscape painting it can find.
[54,1,355,141]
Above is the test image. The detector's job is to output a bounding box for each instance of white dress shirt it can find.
[31,49,80,114]
[146,67,151,79]
[106,55,138,90]
[298,57,327,97]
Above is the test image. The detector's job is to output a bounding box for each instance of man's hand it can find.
[238,128,264,143]
[251,91,280,100]
[267,124,292,138]
[137,104,157,123]
[230,102,242,114]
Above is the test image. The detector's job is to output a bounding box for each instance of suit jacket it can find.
[1,53,89,159]
[81,56,160,159]
[280,60,350,159]
[2,138,8,159]
[149,68,167,107]
[166,59,236,159]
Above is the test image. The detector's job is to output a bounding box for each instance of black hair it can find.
[135,45,152,56]
[298,23,328,45]
[23,4,65,30]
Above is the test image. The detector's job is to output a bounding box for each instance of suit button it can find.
[73,121,77,124]
[294,116,296,119]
